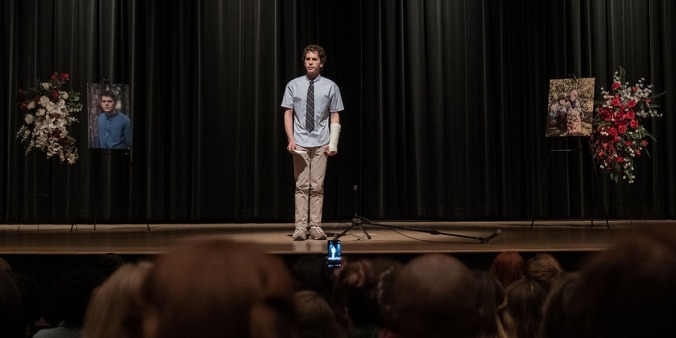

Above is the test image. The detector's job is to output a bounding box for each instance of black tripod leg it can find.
[334,222,355,240]
[590,152,610,229]
[354,217,372,239]
[334,217,373,240]
[531,144,554,228]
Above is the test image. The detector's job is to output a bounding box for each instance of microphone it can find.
[481,229,502,243]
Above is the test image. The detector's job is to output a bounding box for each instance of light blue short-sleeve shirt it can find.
[281,75,344,147]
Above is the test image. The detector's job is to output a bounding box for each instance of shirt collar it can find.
[306,74,321,83]
[104,110,119,118]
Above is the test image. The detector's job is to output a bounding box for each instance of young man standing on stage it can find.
[281,44,343,241]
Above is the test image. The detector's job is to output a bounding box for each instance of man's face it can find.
[100,96,115,112]
[304,51,323,78]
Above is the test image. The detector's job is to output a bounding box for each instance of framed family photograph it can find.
[546,77,595,137]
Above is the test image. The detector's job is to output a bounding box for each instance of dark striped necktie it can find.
[306,79,315,132]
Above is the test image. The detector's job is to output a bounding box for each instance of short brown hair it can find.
[302,44,327,64]
[100,91,117,102]
[138,238,296,338]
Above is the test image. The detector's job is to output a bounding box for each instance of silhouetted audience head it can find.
[12,272,43,337]
[294,290,346,338]
[0,271,24,338]
[137,238,296,338]
[541,272,581,338]
[504,278,546,338]
[526,253,564,292]
[473,270,514,338]
[542,226,676,338]
[48,268,105,327]
[374,257,403,330]
[389,254,479,338]
[35,267,104,338]
[82,261,153,338]
[290,255,333,299]
[333,257,402,333]
[93,253,126,279]
[0,257,12,273]
[490,251,525,288]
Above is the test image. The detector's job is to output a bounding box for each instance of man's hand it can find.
[287,141,296,153]
[326,149,336,156]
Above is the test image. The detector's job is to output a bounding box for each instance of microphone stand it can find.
[333,185,500,244]
[335,185,371,239]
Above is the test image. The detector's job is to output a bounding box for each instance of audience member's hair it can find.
[0,271,24,338]
[473,270,515,338]
[290,255,332,299]
[12,272,44,337]
[374,257,402,329]
[541,272,581,338]
[294,290,346,338]
[45,267,105,329]
[137,238,296,338]
[390,254,479,338]
[526,253,564,292]
[503,278,547,338]
[0,257,12,273]
[93,253,126,279]
[333,257,402,332]
[82,262,153,338]
[490,251,525,288]
[542,226,676,338]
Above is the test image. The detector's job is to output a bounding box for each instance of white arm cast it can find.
[329,123,341,152]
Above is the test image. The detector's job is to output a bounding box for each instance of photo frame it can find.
[545,77,595,137]
[87,83,132,149]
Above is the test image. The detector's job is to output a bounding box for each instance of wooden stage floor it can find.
[2,219,672,256]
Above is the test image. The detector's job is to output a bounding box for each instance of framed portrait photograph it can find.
[87,83,132,149]
[545,78,595,137]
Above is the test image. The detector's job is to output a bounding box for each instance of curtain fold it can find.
[2,0,674,223]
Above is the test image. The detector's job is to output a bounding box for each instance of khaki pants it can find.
[293,145,328,229]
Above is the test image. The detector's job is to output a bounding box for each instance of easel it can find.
[90,149,149,231]
[530,138,609,228]
[87,79,149,231]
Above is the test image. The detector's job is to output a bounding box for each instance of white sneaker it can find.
[309,226,327,240]
[292,228,307,241]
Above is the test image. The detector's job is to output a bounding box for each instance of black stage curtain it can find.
[2,0,674,223]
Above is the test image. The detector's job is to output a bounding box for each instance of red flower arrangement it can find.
[591,68,662,183]
[16,72,82,164]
